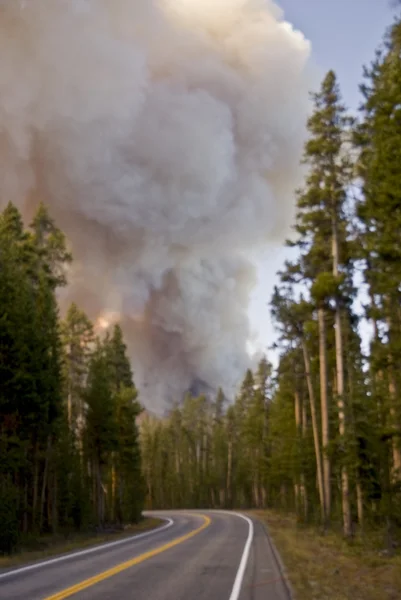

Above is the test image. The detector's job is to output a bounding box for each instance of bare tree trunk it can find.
[318,306,331,523]
[39,437,52,532]
[344,317,365,530]
[301,395,308,520]
[52,470,58,534]
[67,345,73,428]
[67,390,72,428]
[111,454,116,523]
[332,215,351,537]
[356,481,363,530]
[146,464,152,510]
[302,395,308,428]
[203,432,208,474]
[302,338,326,524]
[32,442,40,531]
[97,461,103,526]
[300,474,308,520]
[294,482,300,515]
[294,390,302,517]
[23,478,29,534]
[386,314,401,479]
[389,373,401,478]
[295,390,302,430]
[226,439,233,507]
[253,479,259,508]
[335,307,351,536]
[280,483,287,510]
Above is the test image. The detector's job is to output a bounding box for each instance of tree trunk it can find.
[302,338,326,524]
[301,395,309,520]
[294,390,302,518]
[39,437,52,532]
[388,373,401,478]
[356,481,363,530]
[211,487,216,508]
[386,313,401,479]
[294,482,300,515]
[67,346,73,428]
[295,390,301,431]
[97,461,103,526]
[67,389,72,428]
[253,479,259,508]
[332,214,352,537]
[32,441,40,531]
[52,470,58,533]
[111,454,116,523]
[226,439,233,507]
[261,486,267,509]
[318,306,331,523]
[23,478,29,534]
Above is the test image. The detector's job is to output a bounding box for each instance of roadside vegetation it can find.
[0,517,163,569]
[253,511,401,600]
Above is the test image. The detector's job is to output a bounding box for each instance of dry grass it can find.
[251,511,401,600]
[0,517,164,569]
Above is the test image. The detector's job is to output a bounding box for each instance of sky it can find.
[249,0,395,361]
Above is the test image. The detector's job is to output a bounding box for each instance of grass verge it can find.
[250,510,401,600]
[0,517,164,569]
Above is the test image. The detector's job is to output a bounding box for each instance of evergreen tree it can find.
[61,303,94,431]
[356,18,401,482]
[282,70,355,534]
[84,341,118,526]
[0,203,145,550]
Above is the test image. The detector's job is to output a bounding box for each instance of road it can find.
[0,511,290,600]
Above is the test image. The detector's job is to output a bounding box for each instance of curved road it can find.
[0,511,290,600]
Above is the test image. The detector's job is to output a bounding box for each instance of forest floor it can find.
[0,517,164,568]
[250,510,401,600]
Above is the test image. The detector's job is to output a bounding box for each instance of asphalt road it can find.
[0,511,290,600]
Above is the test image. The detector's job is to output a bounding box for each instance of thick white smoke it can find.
[0,0,311,412]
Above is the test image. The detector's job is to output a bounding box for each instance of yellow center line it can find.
[43,514,211,600]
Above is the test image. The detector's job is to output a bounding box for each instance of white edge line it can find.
[0,517,174,581]
[218,511,254,600]
[164,508,253,600]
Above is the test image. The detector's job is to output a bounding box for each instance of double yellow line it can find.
[44,514,211,600]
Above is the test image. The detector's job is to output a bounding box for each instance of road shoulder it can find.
[240,515,291,600]
[250,510,401,600]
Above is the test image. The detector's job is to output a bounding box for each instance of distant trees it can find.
[0,203,143,554]
[140,363,273,511]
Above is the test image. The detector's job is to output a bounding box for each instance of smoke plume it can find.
[0,0,311,412]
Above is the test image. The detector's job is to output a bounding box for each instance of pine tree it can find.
[271,286,326,523]
[84,342,117,526]
[29,202,72,288]
[61,304,94,431]
[356,18,401,485]
[106,325,134,392]
[282,70,354,534]
[115,386,143,523]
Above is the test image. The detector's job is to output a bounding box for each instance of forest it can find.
[1,12,401,556]
[0,203,143,553]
